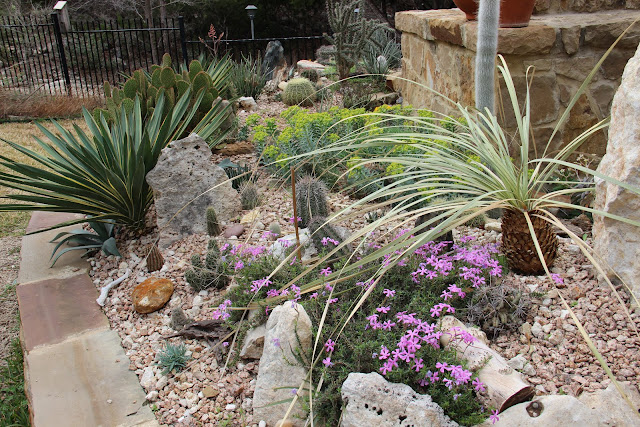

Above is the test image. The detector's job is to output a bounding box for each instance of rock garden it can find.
[2,1,640,427]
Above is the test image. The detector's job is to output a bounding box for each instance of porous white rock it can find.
[594,43,640,303]
[340,372,458,427]
[146,134,240,248]
[253,303,312,427]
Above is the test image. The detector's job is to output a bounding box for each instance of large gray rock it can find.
[593,43,640,303]
[340,372,458,427]
[239,324,266,360]
[480,388,640,427]
[146,134,240,247]
[578,382,640,426]
[261,40,285,81]
[253,303,312,427]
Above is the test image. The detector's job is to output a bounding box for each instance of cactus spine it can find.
[295,175,329,227]
[282,78,316,107]
[206,206,221,236]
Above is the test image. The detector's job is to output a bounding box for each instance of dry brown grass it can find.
[0,89,103,120]
[0,118,88,236]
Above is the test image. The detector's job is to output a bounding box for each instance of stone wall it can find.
[534,0,640,14]
[396,9,640,158]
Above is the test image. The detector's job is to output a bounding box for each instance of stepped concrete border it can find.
[16,211,159,427]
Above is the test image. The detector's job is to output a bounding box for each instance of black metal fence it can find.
[0,14,326,97]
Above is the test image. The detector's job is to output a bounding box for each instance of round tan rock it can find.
[132,277,174,314]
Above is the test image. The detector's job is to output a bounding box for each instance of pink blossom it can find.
[322,357,333,367]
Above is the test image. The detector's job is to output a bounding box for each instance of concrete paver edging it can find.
[17,212,159,427]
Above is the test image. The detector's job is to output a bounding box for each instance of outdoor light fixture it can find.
[245,5,257,39]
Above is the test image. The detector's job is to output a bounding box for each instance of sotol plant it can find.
[295,175,329,227]
[283,78,316,107]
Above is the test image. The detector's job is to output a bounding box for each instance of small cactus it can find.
[185,238,229,291]
[103,81,112,97]
[170,307,192,331]
[160,67,176,89]
[300,69,319,83]
[295,175,329,227]
[122,78,139,99]
[269,222,281,237]
[282,77,316,107]
[239,181,260,210]
[147,244,164,272]
[206,207,221,236]
[463,278,530,338]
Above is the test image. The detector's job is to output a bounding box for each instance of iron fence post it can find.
[179,16,188,66]
[51,13,71,95]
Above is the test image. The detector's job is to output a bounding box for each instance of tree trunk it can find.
[144,0,158,65]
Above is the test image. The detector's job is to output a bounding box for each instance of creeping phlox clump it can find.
[215,233,503,425]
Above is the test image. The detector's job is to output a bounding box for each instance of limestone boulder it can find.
[132,278,174,314]
[253,303,312,427]
[240,324,266,360]
[146,134,241,248]
[478,390,640,427]
[340,372,458,427]
[593,43,640,302]
[578,382,640,426]
[238,96,257,112]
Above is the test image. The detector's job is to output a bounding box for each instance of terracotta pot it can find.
[452,0,536,28]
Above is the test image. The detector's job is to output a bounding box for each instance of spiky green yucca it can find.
[283,78,316,107]
[296,175,329,227]
[206,207,220,236]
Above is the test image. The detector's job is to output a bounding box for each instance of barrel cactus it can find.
[283,77,316,107]
[295,174,329,227]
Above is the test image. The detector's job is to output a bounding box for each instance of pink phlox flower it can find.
[328,297,338,304]
[366,314,379,328]
[443,378,453,389]
[383,288,396,298]
[450,326,477,345]
[322,357,333,367]
[551,273,564,284]
[289,216,301,223]
[381,320,396,331]
[266,289,280,298]
[376,306,391,314]
[325,283,334,292]
[320,267,332,277]
[321,237,340,246]
[280,289,290,297]
[460,235,475,243]
[379,345,390,360]
[309,292,319,299]
[234,260,245,271]
[453,393,461,401]
[398,258,408,267]
[441,290,453,300]
[324,339,336,353]
[435,361,449,373]
[473,378,486,393]
[490,410,500,424]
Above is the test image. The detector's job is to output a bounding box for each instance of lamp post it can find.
[245,5,257,39]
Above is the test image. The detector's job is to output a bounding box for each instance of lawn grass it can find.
[0,338,30,426]
[0,119,88,238]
